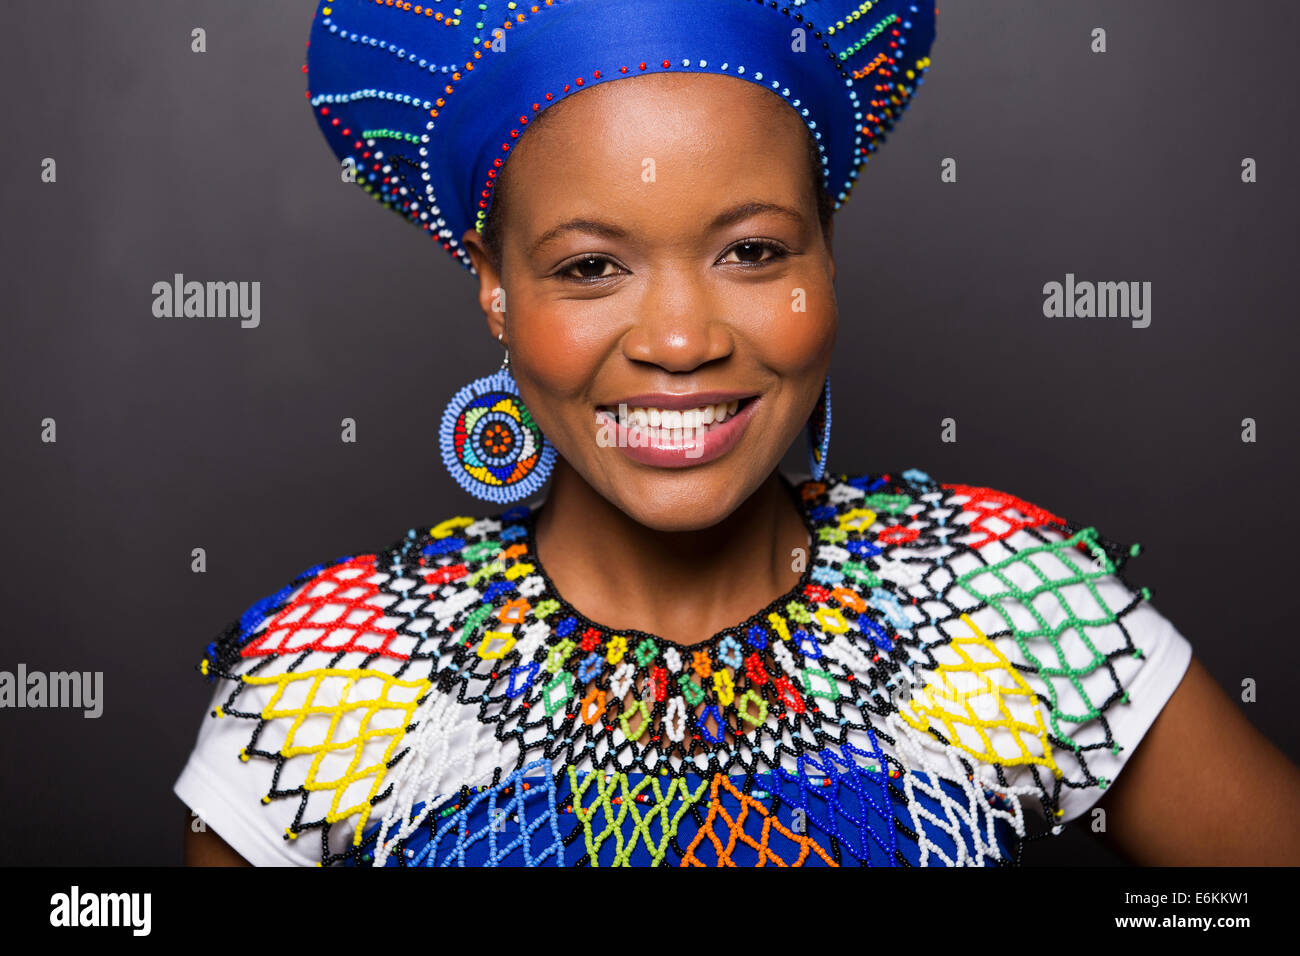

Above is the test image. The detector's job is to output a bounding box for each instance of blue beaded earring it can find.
[807,375,832,481]
[438,333,556,504]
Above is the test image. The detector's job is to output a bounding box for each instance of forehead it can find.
[534,70,808,135]
[501,72,815,206]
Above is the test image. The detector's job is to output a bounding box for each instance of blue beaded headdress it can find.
[305,0,936,273]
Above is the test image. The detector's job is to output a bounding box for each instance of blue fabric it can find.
[351,764,1018,867]
[305,0,936,272]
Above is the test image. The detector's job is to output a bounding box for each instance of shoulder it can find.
[805,467,1143,580]
[199,506,535,684]
[178,505,535,866]
[809,467,1190,828]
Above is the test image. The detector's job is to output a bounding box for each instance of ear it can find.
[460,228,507,343]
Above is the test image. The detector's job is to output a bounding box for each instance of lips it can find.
[594,395,761,468]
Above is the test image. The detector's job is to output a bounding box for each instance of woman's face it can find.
[461,72,837,532]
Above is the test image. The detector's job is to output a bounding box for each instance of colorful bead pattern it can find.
[438,366,556,503]
[304,1,936,274]
[199,469,1155,866]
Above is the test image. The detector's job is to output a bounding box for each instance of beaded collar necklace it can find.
[399,470,923,770]
[200,465,1154,865]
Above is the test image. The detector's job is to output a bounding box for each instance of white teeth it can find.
[605,399,749,431]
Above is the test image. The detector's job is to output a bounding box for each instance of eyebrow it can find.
[529,200,806,257]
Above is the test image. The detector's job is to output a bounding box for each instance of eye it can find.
[717,238,789,267]
[555,255,625,283]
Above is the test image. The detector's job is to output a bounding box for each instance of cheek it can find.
[743,274,837,379]
[504,305,609,423]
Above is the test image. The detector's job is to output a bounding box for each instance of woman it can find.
[177,0,1300,866]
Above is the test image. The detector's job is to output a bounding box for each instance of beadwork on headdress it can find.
[305,0,936,273]
[196,468,1166,866]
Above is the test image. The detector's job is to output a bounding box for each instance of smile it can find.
[599,399,744,429]
[594,395,760,468]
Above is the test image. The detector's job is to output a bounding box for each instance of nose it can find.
[620,270,735,372]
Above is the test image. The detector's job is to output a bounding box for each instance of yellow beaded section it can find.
[827,0,880,35]
[430,515,474,538]
[897,613,1061,775]
[241,666,432,845]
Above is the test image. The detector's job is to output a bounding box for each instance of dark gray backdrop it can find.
[1,1,1295,865]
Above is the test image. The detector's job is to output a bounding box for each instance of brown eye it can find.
[719,239,787,266]
[561,256,618,281]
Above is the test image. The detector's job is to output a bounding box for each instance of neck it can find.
[531,459,812,646]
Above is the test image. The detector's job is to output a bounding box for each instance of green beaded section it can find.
[678,673,705,706]
[546,638,576,675]
[634,638,658,667]
[466,559,504,587]
[838,13,899,60]
[801,667,840,702]
[954,527,1140,745]
[462,539,503,564]
[531,598,561,620]
[360,128,422,144]
[542,671,573,716]
[567,766,709,866]
[458,603,493,647]
[841,559,880,588]
[784,601,813,625]
[860,491,912,515]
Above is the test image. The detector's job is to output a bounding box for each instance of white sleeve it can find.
[174,668,323,867]
[945,526,1194,827]
[173,554,470,868]
[1043,594,1191,823]
[173,557,391,868]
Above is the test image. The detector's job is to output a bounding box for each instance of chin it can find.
[596,457,767,533]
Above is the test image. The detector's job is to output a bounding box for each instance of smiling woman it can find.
[174,0,1300,868]
[463,69,838,539]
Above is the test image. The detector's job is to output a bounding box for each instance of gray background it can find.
[1,1,1295,865]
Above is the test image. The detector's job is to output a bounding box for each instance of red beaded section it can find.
[939,483,1069,550]
[239,555,413,662]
